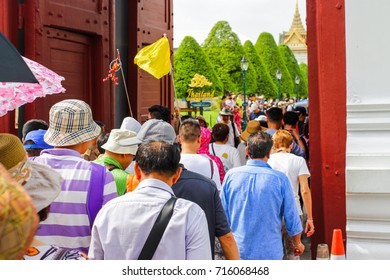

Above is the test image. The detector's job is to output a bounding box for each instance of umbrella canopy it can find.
[293,98,308,110]
[0,32,38,83]
[0,57,66,117]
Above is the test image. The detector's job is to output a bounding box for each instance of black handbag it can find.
[137,196,177,260]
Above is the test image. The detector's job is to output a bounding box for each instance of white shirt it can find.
[88,178,211,260]
[180,153,222,190]
[209,143,244,171]
[237,142,247,165]
[268,152,310,215]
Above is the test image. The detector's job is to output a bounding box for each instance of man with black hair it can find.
[148,104,171,123]
[22,119,49,141]
[294,106,307,135]
[283,111,307,157]
[89,141,211,260]
[220,131,304,260]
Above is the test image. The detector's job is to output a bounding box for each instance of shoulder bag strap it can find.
[211,143,216,156]
[86,163,105,228]
[138,196,177,260]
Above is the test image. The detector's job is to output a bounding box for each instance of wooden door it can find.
[31,28,94,121]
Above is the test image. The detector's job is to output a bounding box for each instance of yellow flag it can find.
[134,36,171,79]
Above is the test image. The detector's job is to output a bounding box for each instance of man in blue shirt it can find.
[220,131,304,260]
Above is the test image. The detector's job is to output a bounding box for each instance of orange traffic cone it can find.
[330,228,345,260]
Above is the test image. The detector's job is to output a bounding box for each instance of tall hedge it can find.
[174,36,223,99]
[299,62,308,99]
[278,44,307,99]
[202,21,256,94]
[243,40,277,98]
[255,32,294,99]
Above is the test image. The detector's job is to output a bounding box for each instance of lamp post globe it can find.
[276,69,282,102]
[295,75,300,101]
[240,56,249,131]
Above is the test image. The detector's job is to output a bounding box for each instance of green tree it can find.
[255,32,294,99]
[299,62,308,99]
[278,44,307,99]
[202,21,256,94]
[174,36,223,99]
[243,40,277,98]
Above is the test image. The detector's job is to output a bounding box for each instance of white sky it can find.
[173,0,306,48]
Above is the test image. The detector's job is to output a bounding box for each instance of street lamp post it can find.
[295,75,300,101]
[240,56,249,131]
[276,69,282,102]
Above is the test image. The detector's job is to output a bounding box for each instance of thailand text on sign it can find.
[186,88,215,102]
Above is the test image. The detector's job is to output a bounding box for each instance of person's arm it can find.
[291,128,306,153]
[299,174,315,237]
[291,233,305,256]
[218,232,240,260]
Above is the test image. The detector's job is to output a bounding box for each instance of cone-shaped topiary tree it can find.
[299,62,308,99]
[278,44,307,99]
[174,36,223,99]
[202,21,255,94]
[255,32,294,99]
[243,40,277,98]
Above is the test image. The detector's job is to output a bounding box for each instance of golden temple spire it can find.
[289,0,306,34]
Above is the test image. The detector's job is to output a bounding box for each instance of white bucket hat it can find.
[120,117,141,133]
[44,99,101,147]
[102,129,141,155]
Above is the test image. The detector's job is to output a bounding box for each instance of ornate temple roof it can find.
[289,1,306,35]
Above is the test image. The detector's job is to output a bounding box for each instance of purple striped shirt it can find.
[31,148,117,254]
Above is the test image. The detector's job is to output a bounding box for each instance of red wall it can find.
[307,0,347,258]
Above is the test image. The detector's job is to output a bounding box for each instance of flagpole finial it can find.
[163,33,167,37]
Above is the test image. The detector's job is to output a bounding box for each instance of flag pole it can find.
[117,49,133,118]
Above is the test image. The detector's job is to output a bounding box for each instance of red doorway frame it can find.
[307,0,347,258]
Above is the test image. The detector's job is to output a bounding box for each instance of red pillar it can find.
[307,0,346,259]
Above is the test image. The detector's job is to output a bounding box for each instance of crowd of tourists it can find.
[0,94,312,260]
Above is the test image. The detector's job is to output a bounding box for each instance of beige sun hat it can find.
[23,161,62,212]
[44,99,101,147]
[102,129,142,155]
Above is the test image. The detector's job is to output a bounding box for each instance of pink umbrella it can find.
[0,57,66,117]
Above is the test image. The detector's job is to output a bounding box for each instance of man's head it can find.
[295,106,307,122]
[283,111,299,131]
[266,107,283,124]
[212,123,229,143]
[247,131,273,160]
[178,119,201,144]
[134,141,182,185]
[22,119,48,141]
[23,129,53,157]
[219,107,232,123]
[44,99,101,148]
[148,105,171,123]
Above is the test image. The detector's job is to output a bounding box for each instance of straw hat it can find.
[240,120,266,142]
[0,163,38,260]
[44,99,101,146]
[0,133,31,185]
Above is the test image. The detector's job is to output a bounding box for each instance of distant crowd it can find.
[0,96,312,260]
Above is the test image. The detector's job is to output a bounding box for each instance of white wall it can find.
[345,0,390,259]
